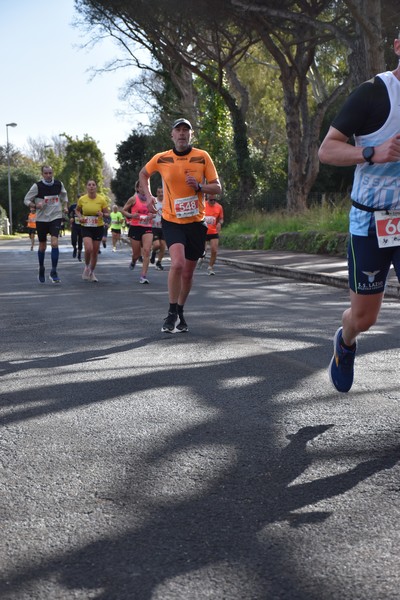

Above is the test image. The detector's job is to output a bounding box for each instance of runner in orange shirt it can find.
[26,208,37,251]
[204,195,224,275]
[139,118,222,333]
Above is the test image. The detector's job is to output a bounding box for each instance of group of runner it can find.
[23,118,224,332]
[21,34,400,398]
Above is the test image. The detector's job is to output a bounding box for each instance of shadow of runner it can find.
[1,426,400,599]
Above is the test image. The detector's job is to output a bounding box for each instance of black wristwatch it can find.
[362,146,375,165]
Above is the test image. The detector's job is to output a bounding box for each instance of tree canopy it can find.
[72,1,398,212]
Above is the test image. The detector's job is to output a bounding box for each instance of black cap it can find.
[172,118,193,130]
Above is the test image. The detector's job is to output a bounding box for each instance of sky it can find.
[0,0,147,169]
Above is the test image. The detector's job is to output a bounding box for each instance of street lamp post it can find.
[6,122,17,234]
[76,159,84,198]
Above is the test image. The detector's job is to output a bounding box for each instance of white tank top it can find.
[350,71,400,235]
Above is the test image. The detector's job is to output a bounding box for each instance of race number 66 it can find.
[383,217,400,235]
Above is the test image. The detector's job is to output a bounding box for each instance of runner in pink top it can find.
[121,180,154,284]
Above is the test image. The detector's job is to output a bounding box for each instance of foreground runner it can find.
[24,165,68,284]
[318,33,400,393]
[139,118,221,333]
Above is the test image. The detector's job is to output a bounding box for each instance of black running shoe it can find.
[38,266,45,284]
[129,260,136,270]
[161,312,178,333]
[176,314,188,332]
[150,251,156,264]
[49,271,61,284]
[72,248,77,258]
[156,261,164,271]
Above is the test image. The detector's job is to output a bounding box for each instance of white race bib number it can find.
[205,216,216,225]
[82,216,99,227]
[44,195,59,205]
[139,214,152,225]
[375,210,400,248]
[174,196,199,219]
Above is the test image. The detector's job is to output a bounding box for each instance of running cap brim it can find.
[172,118,193,129]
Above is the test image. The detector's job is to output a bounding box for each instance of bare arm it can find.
[319,126,400,166]
[201,179,222,196]
[139,167,157,212]
[121,196,137,218]
[185,174,222,196]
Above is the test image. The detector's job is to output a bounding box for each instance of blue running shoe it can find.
[49,271,61,284]
[329,327,357,393]
[38,266,45,284]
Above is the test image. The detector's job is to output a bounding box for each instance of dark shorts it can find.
[36,219,62,242]
[128,225,153,241]
[162,218,208,261]
[152,227,164,241]
[206,233,219,241]
[111,228,122,234]
[27,228,36,235]
[348,231,400,294]
[81,226,104,241]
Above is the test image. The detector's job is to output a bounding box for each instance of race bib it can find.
[205,216,216,225]
[174,196,199,219]
[43,195,59,205]
[82,215,99,227]
[139,214,152,225]
[375,210,400,248]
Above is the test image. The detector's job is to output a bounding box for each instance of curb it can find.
[217,256,400,300]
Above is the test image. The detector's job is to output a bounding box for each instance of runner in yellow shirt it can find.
[76,180,110,282]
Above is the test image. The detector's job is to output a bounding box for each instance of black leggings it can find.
[71,225,83,251]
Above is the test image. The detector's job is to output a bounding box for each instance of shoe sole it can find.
[49,277,61,284]
[328,328,341,391]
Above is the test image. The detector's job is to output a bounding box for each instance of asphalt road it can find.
[1,236,400,600]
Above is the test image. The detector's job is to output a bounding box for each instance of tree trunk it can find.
[220,88,256,209]
[345,0,385,83]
